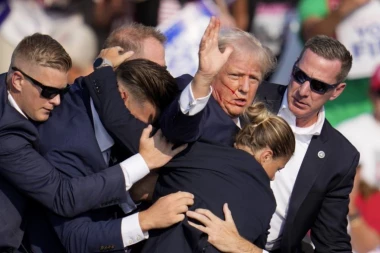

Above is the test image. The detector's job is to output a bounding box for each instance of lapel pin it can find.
[318,151,325,159]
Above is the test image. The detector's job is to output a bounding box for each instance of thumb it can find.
[222,46,233,61]
[121,50,134,61]
[141,124,153,140]
[223,203,234,223]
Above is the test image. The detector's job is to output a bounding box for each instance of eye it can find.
[228,73,239,79]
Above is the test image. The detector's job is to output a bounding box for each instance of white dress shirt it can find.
[90,99,149,247]
[179,82,212,115]
[264,90,325,251]
[8,91,27,118]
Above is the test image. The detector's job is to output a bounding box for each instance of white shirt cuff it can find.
[119,192,137,214]
[120,154,150,191]
[179,82,212,116]
[121,212,149,247]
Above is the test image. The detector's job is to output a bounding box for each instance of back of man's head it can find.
[11,33,72,72]
[218,28,276,79]
[116,59,177,117]
[103,23,166,56]
[300,35,352,83]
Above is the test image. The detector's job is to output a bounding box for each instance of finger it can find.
[175,196,195,207]
[170,143,188,156]
[176,204,190,213]
[175,213,186,223]
[122,50,134,59]
[210,17,220,42]
[223,203,234,223]
[200,17,214,50]
[155,129,164,138]
[170,191,194,200]
[141,124,153,140]
[186,210,212,226]
[188,220,208,234]
[222,45,234,60]
[152,128,164,143]
[195,208,218,222]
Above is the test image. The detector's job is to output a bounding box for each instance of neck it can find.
[295,114,318,128]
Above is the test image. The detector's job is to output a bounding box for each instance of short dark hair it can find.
[11,33,72,72]
[103,23,166,55]
[300,35,352,83]
[116,59,177,114]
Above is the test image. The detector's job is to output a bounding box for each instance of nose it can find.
[238,76,250,94]
[298,80,311,97]
[50,94,61,106]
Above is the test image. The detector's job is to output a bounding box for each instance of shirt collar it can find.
[7,91,27,119]
[279,89,325,136]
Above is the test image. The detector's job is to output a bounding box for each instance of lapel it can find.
[280,122,330,249]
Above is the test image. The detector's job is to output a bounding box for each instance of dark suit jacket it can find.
[141,142,275,253]
[0,70,128,250]
[85,72,276,252]
[255,82,359,253]
[32,68,136,253]
[160,75,240,147]
[158,79,359,253]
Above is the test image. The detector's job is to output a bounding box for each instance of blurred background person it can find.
[249,0,303,86]
[338,65,380,253]
[0,0,97,82]
[298,0,378,126]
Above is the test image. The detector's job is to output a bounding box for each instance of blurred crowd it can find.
[1,0,380,253]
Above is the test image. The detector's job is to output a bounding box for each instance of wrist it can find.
[93,57,113,70]
[233,235,257,253]
[138,210,153,232]
[192,73,213,98]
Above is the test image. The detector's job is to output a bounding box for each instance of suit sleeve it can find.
[310,151,359,253]
[50,212,125,253]
[0,133,127,217]
[81,67,146,154]
[159,76,210,143]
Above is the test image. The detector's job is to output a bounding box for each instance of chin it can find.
[35,114,50,122]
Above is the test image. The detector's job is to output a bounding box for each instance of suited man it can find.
[83,17,278,252]
[184,32,359,252]
[32,58,192,253]
[0,33,182,251]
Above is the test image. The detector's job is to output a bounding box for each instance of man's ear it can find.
[118,86,129,102]
[10,71,23,92]
[329,83,346,101]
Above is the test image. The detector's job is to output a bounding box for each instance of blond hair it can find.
[11,33,72,72]
[236,102,295,159]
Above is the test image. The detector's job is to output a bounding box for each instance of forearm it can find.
[191,72,213,99]
[350,217,380,253]
[232,237,262,253]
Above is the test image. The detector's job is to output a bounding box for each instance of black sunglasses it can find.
[292,64,340,95]
[12,67,70,99]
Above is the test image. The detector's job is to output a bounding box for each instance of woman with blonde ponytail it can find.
[235,102,295,180]
[142,102,295,253]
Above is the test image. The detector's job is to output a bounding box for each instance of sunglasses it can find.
[12,67,70,99]
[292,64,340,95]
